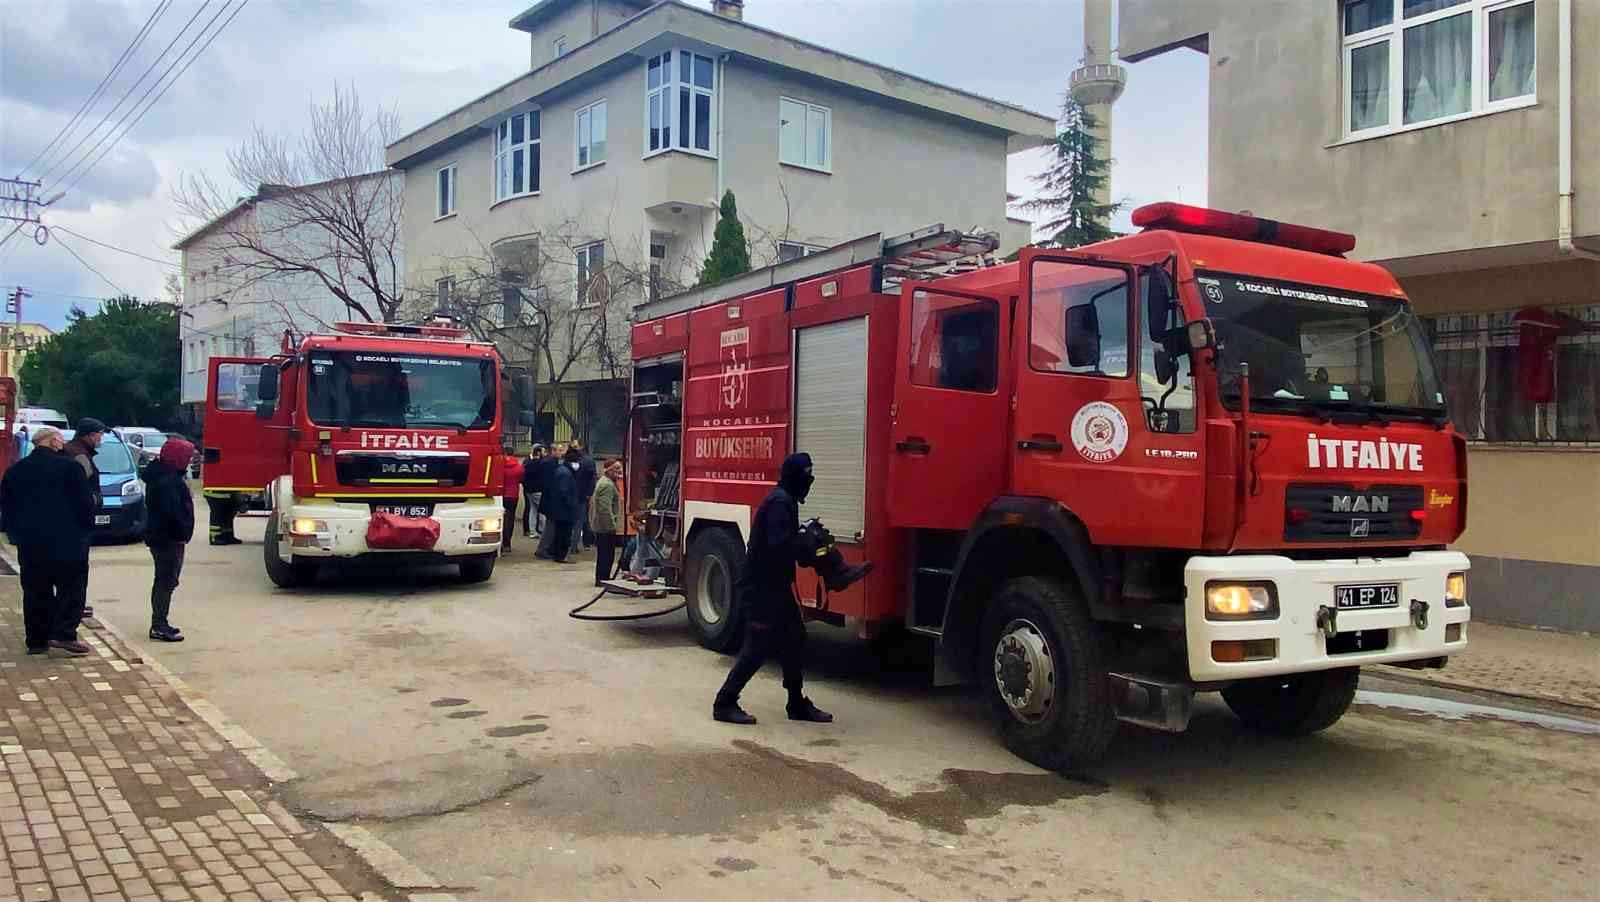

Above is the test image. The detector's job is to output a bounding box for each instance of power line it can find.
[20,0,173,179]
[50,225,178,269]
[52,0,249,203]
[51,232,128,297]
[37,0,217,187]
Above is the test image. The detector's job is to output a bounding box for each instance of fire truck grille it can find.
[1284,483,1423,542]
[334,453,471,487]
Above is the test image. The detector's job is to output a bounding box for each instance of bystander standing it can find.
[590,459,624,586]
[0,426,96,656]
[143,437,196,642]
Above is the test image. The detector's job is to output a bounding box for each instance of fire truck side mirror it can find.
[1145,265,1179,339]
[513,374,537,426]
[1065,303,1101,369]
[1153,348,1176,385]
[257,363,281,402]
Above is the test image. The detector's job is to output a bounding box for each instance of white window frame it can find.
[575,242,605,310]
[778,97,832,173]
[435,163,456,220]
[643,49,717,159]
[552,35,568,58]
[1340,0,1535,142]
[492,111,541,204]
[574,99,608,172]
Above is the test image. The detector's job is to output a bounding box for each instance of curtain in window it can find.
[1489,3,1536,102]
[1350,41,1390,130]
[1403,12,1471,124]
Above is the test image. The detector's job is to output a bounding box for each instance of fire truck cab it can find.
[628,204,1471,771]
[203,321,534,587]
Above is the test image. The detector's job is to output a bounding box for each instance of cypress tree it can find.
[1025,97,1120,248]
[699,189,752,286]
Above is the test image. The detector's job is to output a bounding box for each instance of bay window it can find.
[494,111,540,202]
[645,50,715,156]
[576,99,607,169]
[1343,0,1534,138]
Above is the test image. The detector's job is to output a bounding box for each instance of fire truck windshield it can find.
[305,350,496,430]
[1198,271,1446,420]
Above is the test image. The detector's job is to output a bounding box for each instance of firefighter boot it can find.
[713,703,758,725]
[787,696,833,723]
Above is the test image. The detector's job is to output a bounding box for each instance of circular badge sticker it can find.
[1070,402,1129,463]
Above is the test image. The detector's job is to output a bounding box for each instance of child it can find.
[143,437,197,642]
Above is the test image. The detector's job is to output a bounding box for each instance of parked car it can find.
[11,406,70,459]
[115,426,169,466]
[91,432,147,543]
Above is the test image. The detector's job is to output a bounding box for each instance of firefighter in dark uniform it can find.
[204,491,242,545]
[712,452,834,726]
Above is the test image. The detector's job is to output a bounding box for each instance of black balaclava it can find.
[779,452,815,503]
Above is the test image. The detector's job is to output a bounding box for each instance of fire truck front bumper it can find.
[279,496,505,558]
[1184,550,1471,683]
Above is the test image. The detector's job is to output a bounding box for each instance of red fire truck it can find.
[203,321,534,587]
[627,204,1471,770]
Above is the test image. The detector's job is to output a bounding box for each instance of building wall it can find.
[519,0,643,70]
[1117,0,1600,261]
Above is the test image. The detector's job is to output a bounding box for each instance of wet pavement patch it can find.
[715,857,758,872]
[487,724,549,737]
[522,714,549,720]
[447,710,488,719]
[805,739,841,748]
[430,697,471,707]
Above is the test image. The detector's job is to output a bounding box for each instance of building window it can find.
[649,239,667,303]
[1428,306,1600,443]
[776,241,823,262]
[494,111,540,202]
[1343,0,1535,137]
[552,36,567,58]
[575,99,607,169]
[436,277,455,313]
[645,50,715,156]
[778,98,830,171]
[435,163,456,218]
[576,242,605,308]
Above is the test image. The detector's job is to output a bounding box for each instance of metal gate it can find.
[793,317,868,541]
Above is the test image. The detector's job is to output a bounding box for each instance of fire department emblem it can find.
[719,326,750,410]
[1070,402,1129,464]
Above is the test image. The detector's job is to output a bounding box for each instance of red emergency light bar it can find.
[1131,202,1357,256]
[333,321,468,339]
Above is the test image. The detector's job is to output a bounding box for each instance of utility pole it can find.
[5,286,27,325]
[0,178,55,249]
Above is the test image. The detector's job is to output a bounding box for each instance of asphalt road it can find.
[74,518,1600,901]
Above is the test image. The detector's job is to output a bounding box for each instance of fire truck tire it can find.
[458,554,497,584]
[1221,667,1359,736]
[980,576,1116,772]
[261,514,318,588]
[685,527,746,653]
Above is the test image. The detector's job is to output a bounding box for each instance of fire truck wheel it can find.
[262,514,318,588]
[686,527,746,653]
[458,554,497,584]
[980,576,1116,772]
[1221,667,1359,736]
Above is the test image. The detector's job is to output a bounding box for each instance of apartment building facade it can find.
[385,0,1051,454]
[173,173,404,433]
[1119,0,1600,629]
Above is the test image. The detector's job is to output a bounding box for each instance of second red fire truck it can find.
[626,203,1471,770]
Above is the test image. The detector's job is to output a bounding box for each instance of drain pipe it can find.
[715,53,730,202]
[1558,0,1600,261]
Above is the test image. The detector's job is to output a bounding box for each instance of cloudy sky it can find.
[0,0,1207,331]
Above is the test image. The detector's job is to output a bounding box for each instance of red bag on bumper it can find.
[366,512,441,550]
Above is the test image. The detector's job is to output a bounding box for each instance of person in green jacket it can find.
[589,459,624,586]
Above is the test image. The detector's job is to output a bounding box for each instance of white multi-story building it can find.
[173,173,404,431]
[385,0,1053,453]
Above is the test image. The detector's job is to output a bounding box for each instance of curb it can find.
[1,542,458,902]
[1373,665,1600,715]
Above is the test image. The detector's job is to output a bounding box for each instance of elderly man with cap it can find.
[0,426,97,655]
[62,417,108,622]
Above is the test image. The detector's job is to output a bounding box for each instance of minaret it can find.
[1067,0,1126,209]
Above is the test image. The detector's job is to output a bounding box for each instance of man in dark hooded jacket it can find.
[712,452,832,726]
[1,426,96,655]
[539,446,581,563]
[143,437,196,642]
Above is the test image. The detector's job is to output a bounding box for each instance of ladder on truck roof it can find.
[632,224,1001,321]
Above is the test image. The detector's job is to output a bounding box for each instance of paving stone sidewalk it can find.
[0,599,392,902]
[1378,621,1600,711]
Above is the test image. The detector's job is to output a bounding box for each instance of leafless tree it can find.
[173,84,405,323]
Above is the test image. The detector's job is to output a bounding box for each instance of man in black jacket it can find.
[63,417,107,622]
[712,452,832,726]
[0,427,96,655]
[143,437,196,642]
[540,447,580,563]
[520,444,545,537]
[572,439,597,552]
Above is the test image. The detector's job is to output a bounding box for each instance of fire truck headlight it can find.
[473,517,502,534]
[1444,572,1467,608]
[1205,582,1278,620]
[289,518,328,537]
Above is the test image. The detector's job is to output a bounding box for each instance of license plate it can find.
[1335,583,1399,609]
[94,514,111,526]
[372,503,433,518]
